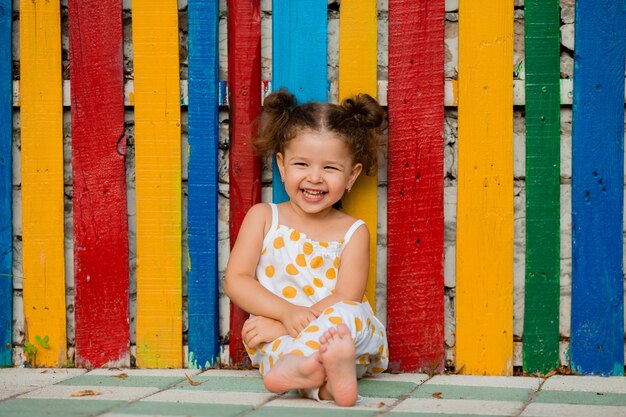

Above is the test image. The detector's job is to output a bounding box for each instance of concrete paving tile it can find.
[363,373,430,384]
[17,384,160,401]
[520,402,626,417]
[534,389,626,406]
[168,375,268,392]
[143,389,276,405]
[0,368,87,400]
[247,406,379,417]
[0,398,124,417]
[86,369,201,377]
[59,374,185,388]
[427,375,541,390]
[101,400,251,417]
[358,379,418,398]
[390,398,525,416]
[541,375,626,393]
[197,369,262,378]
[413,384,533,402]
[268,392,391,412]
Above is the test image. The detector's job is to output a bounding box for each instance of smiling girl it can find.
[225,89,388,406]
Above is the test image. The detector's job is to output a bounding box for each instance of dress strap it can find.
[269,203,279,229]
[343,219,366,244]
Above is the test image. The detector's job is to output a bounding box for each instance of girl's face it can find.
[276,129,362,215]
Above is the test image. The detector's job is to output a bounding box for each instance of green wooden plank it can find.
[522,0,561,374]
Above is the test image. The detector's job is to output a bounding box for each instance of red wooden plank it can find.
[227,0,262,365]
[387,0,445,372]
[68,0,129,368]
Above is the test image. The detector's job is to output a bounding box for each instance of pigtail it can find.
[339,94,384,176]
[252,89,296,155]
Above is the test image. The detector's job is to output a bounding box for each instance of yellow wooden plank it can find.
[132,0,182,368]
[19,0,67,367]
[456,2,514,375]
[338,0,378,311]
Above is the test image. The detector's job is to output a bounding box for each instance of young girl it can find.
[225,89,388,407]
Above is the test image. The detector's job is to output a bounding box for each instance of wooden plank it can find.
[571,0,625,376]
[522,0,561,375]
[456,0,514,375]
[271,0,327,202]
[68,0,129,369]
[338,0,378,312]
[0,0,11,366]
[387,0,445,373]
[187,0,221,369]
[227,0,262,366]
[19,0,67,366]
[132,0,182,368]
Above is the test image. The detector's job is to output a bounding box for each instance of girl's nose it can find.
[308,168,323,183]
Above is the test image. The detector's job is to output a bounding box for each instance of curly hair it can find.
[252,89,384,176]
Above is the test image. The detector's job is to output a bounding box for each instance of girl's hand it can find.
[280,305,320,337]
[242,316,289,348]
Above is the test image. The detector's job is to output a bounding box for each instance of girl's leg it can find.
[318,324,358,406]
[263,351,326,393]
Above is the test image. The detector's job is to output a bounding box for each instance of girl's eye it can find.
[294,162,307,167]
[325,166,339,171]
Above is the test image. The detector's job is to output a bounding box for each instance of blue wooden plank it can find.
[0,0,12,366]
[271,0,328,202]
[187,0,220,368]
[571,0,625,376]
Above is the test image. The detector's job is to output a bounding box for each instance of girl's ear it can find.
[347,163,363,190]
[276,152,286,182]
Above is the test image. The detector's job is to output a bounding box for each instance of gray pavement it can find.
[1,368,626,416]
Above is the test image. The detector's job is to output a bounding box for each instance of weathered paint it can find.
[0,0,11,366]
[68,0,129,369]
[227,0,262,366]
[571,0,625,376]
[271,0,328,202]
[19,0,67,366]
[187,0,221,369]
[456,0,514,375]
[338,0,378,311]
[387,0,445,373]
[522,0,561,375]
[132,0,182,368]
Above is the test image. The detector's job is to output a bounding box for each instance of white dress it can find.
[245,203,389,380]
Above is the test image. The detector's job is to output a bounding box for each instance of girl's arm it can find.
[311,224,370,313]
[225,204,318,336]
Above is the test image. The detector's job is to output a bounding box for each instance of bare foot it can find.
[318,324,358,406]
[263,352,326,393]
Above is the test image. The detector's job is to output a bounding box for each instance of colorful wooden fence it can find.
[3,1,626,376]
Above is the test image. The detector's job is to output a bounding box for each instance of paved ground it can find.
[1,368,625,417]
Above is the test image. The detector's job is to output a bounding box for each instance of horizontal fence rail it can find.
[3,1,625,376]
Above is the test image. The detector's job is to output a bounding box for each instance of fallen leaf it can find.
[71,389,101,397]
[185,373,202,386]
[378,402,386,407]
[432,392,443,399]
[112,373,128,379]
[40,370,48,374]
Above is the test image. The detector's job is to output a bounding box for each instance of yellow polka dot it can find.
[265,265,275,278]
[333,257,339,268]
[282,286,297,299]
[272,339,282,352]
[261,248,267,255]
[319,241,329,247]
[371,367,385,373]
[323,307,334,315]
[344,300,359,306]
[329,316,343,325]
[313,278,323,288]
[274,236,285,249]
[304,325,319,332]
[296,254,307,267]
[303,285,314,296]
[367,318,372,327]
[305,340,320,350]
[310,256,323,268]
[303,241,314,255]
[286,264,299,275]
[290,230,300,241]
[260,362,264,374]
[377,344,384,355]
[358,356,367,365]
[290,350,304,356]
[245,345,257,355]
[355,318,363,331]
[325,268,336,279]
[269,356,274,368]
